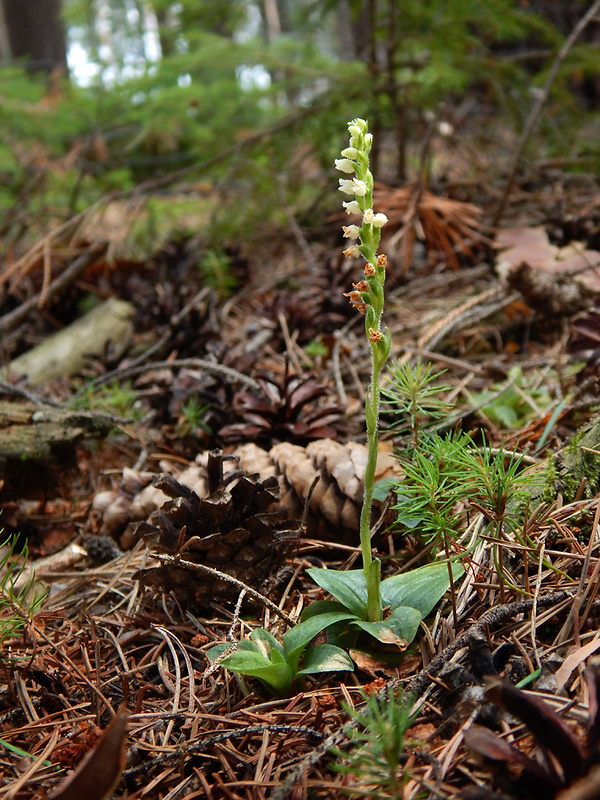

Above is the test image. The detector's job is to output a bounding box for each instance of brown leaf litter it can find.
[4,175,600,799]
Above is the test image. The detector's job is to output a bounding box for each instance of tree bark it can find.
[1,0,68,74]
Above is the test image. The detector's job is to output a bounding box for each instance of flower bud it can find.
[348,125,362,145]
[341,147,359,159]
[372,213,388,228]
[364,133,373,152]
[350,118,368,133]
[363,208,374,224]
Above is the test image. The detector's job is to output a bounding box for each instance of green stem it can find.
[361,348,385,623]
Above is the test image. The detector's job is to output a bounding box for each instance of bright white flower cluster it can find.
[335,117,390,330]
[334,118,387,233]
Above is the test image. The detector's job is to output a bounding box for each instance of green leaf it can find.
[221,649,272,671]
[283,609,357,673]
[297,644,354,676]
[372,478,394,503]
[220,649,293,695]
[250,627,285,658]
[306,568,368,618]
[380,561,463,618]
[352,605,421,647]
[206,642,234,661]
[301,599,349,620]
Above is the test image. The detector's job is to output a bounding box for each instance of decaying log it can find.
[0,401,116,500]
[3,297,134,385]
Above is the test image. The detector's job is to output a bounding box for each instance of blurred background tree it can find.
[0,0,68,74]
[0,0,598,256]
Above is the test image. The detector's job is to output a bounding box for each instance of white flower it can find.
[364,133,373,152]
[342,225,360,239]
[334,158,356,173]
[348,126,362,145]
[372,213,388,228]
[338,179,356,195]
[342,200,361,215]
[341,147,359,159]
[339,177,367,197]
[351,178,367,197]
[343,245,361,258]
[362,208,374,224]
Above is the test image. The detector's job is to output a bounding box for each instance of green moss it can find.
[542,420,600,504]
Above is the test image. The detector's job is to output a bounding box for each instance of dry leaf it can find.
[555,636,600,691]
[495,226,600,315]
[48,705,129,800]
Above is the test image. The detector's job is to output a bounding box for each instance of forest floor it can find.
[2,165,600,800]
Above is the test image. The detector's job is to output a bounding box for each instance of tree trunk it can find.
[1,0,68,74]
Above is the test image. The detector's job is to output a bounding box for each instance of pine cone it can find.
[133,451,298,607]
[219,363,346,446]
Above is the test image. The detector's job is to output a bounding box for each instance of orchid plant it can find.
[304,118,460,646]
[336,118,391,622]
[207,119,460,695]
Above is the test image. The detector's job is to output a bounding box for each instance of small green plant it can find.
[459,440,539,597]
[470,365,552,429]
[382,359,452,445]
[394,430,538,601]
[207,610,355,696]
[332,686,416,798]
[394,431,473,543]
[198,248,236,298]
[177,396,212,439]
[303,338,330,361]
[73,379,143,421]
[0,534,48,646]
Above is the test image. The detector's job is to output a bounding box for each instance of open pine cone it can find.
[133,450,298,607]
[219,363,345,446]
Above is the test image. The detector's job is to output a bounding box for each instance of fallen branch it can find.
[154,553,295,626]
[0,243,107,335]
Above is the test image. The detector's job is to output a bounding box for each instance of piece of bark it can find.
[3,297,133,385]
[0,401,116,500]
